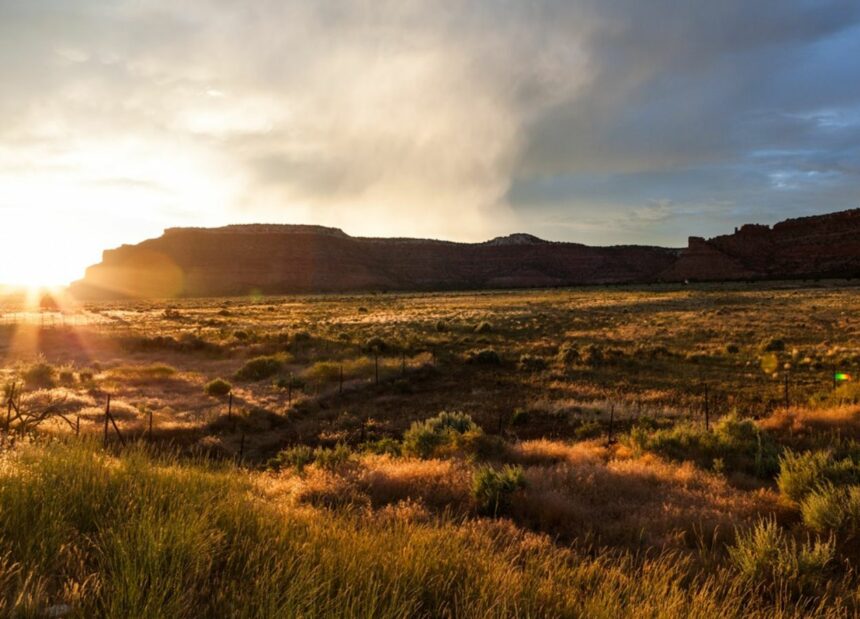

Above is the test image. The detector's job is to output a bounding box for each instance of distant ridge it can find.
[71,209,860,298]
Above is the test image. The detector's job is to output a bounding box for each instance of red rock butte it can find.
[70,209,860,298]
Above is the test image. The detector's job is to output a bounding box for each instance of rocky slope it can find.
[70,209,860,298]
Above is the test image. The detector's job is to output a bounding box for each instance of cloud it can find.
[0,0,859,270]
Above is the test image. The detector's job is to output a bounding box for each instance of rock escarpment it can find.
[70,209,860,298]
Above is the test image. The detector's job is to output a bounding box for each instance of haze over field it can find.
[2,1,860,285]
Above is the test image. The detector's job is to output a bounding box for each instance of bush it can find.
[22,362,56,388]
[631,414,780,478]
[777,450,860,503]
[518,355,548,372]
[472,465,525,516]
[729,519,834,597]
[403,412,479,459]
[361,438,402,457]
[474,322,492,334]
[465,349,501,365]
[364,336,387,353]
[204,378,232,397]
[580,344,604,366]
[556,343,580,365]
[58,369,76,385]
[800,484,860,537]
[235,356,283,381]
[269,445,314,473]
[762,337,785,352]
[313,444,353,471]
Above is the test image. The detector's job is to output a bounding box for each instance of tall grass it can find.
[0,440,844,617]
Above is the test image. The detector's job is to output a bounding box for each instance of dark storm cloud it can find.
[0,0,859,246]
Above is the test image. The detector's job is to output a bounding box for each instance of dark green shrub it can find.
[762,337,785,352]
[364,336,387,353]
[205,378,232,397]
[361,438,402,457]
[518,355,548,372]
[472,465,525,516]
[313,444,354,471]
[801,484,860,536]
[556,343,580,365]
[580,344,604,366]
[22,362,56,388]
[777,450,860,503]
[269,445,314,473]
[465,349,501,365]
[403,412,478,459]
[235,356,283,381]
[631,414,779,478]
[729,519,834,597]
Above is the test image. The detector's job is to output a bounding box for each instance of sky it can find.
[1,0,859,285]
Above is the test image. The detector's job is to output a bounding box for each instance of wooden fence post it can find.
[103,395,110,447]
[608,404,615,444]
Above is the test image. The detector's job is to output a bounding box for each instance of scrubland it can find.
[2,281,860,616]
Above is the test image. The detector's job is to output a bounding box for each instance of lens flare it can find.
[835,372,852,382]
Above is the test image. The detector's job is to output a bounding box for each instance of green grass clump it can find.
[631,414,779,478]
[403,412,479,459]
[801,484,860,536]
[472,465,525,517]
[204,377,232,397]
[270,445,315,473]
[729,519,834,597]
[235,355,284,381]
[777,450,860,503]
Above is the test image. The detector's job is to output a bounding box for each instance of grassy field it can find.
[2,281,860,616]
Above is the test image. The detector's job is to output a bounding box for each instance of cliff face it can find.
[70,210,860,298]
[660,209,860,282]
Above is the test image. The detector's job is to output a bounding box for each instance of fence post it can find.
[103,395,110,447]
[75,415,80,437]
[608,404,615,444]
[228,392,233,420]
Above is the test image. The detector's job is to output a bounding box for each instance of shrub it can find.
[518,355,548,372]
[235,356,283,381]
[361,438,402,457]
[631,414,779,478]
[472,465,525,516]
[580,344,604,366]
[22,362,56,388]
[364,336,387,353]
[556,343,579,365]
[313,444,353,471]
[403,412,479,459]
[761,337,785,352]
[777,450,860,503]
[269,445,314,473]
[474,322,492,334]
[205,378,232,397]
[800,484,860,537]
[435,320,448,332]
[58,369,76,385]
[465,349,501,365]
[729,519,834,596]
[726,343,740,354]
